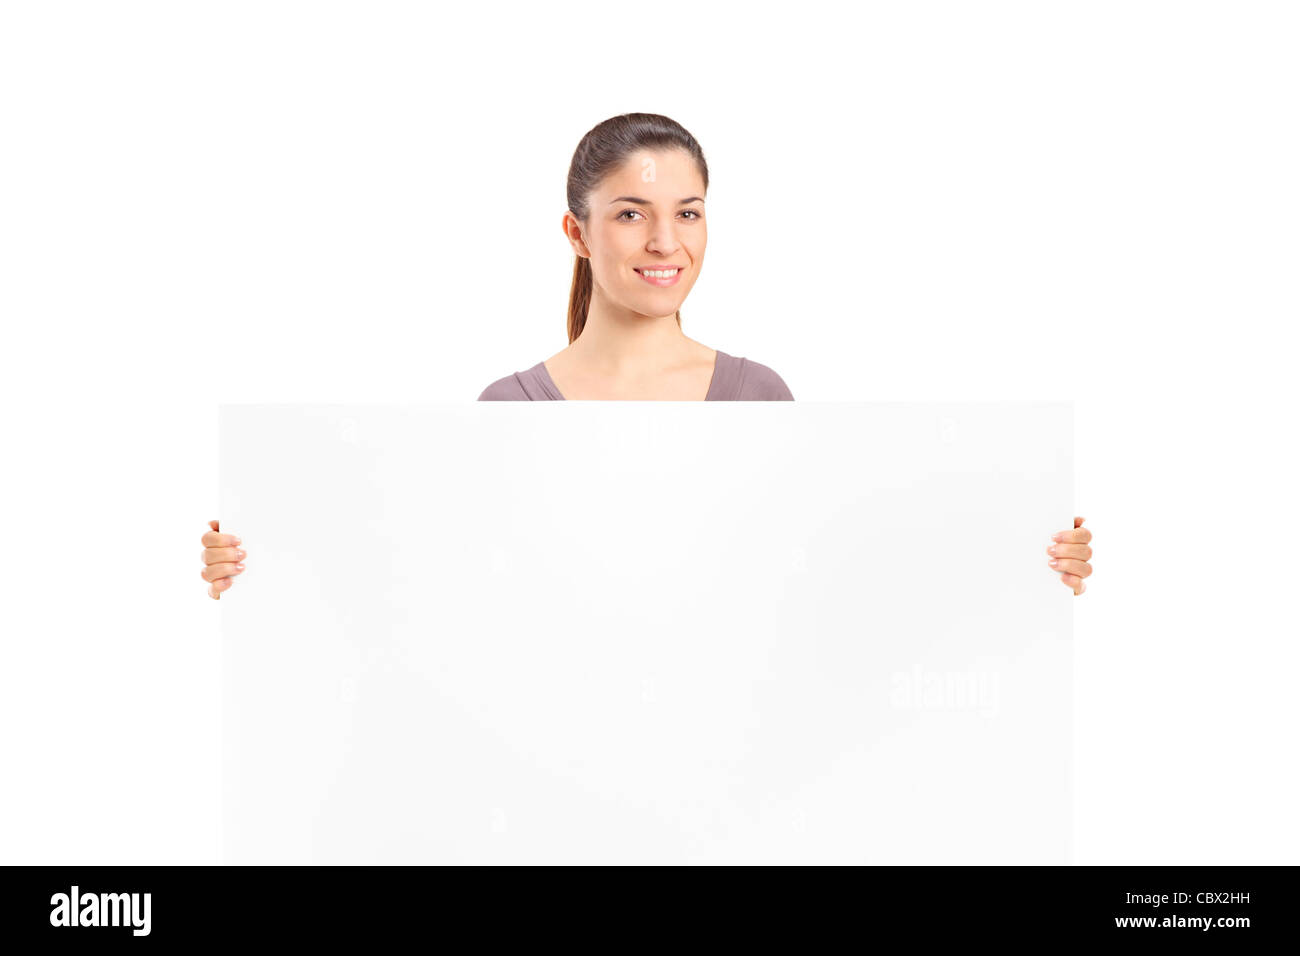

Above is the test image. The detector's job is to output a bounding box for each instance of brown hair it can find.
[565,113,710,344]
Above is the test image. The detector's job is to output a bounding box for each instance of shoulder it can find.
[478,361,563,400]
[477,373,529,401]
[737,357,794,401]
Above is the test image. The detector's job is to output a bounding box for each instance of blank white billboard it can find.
[220,402,1072,864]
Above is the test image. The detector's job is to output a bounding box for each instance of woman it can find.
[201,113,1093,596]
[477,113,791,402]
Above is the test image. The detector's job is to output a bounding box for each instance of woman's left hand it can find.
[1049,516,1092,595]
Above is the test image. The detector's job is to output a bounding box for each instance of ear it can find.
[561,210,591,258]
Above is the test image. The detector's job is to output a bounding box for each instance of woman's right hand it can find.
[201,519,245,600]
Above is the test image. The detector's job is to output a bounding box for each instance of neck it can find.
[570,285,691,374]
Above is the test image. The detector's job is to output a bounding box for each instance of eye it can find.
[616,208,703,221]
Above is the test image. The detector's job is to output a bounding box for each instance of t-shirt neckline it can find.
[537,349,728,401]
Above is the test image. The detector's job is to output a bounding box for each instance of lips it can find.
[633,265,685,288]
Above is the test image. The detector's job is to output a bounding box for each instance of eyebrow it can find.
[608,196,705,206]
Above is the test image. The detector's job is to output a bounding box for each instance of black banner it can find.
[0,865,1287,944]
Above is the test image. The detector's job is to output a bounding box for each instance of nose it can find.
[646,221,683,257]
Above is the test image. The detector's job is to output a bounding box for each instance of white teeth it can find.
[639,269,679,278]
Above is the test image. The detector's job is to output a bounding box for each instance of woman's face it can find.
[568,148,706,319]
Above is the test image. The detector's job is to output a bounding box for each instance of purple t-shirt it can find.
[477,349,793,401]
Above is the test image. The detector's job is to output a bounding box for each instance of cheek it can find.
[593,255,632,285]
[588,250,637,293]
[686,246,704,277]
[591,233,635,275]
[689,234,705,264]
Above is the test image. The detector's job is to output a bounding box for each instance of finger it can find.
[1046,542,1092,561]
[201,562,245,583]
[1048,557,1091,579]
[202,529,242,548]
[203,546,246,565]
[208,576,234,600]
[1060,571,1086,595]
[1052,526,1092,544]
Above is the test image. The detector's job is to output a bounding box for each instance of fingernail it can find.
[1080,581,1087,593]
[235,563,245,571]
[235,549,246,559]
[233,537,242,545]
[1052,532,1063,542]
[1047,544,1056,555]
[1049,558,1058,567]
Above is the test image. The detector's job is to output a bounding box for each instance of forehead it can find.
[596,148,704,195]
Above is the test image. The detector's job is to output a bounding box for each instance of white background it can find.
[1,1,1296,864]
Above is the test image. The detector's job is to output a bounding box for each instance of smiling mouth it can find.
[633,266,685,286]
